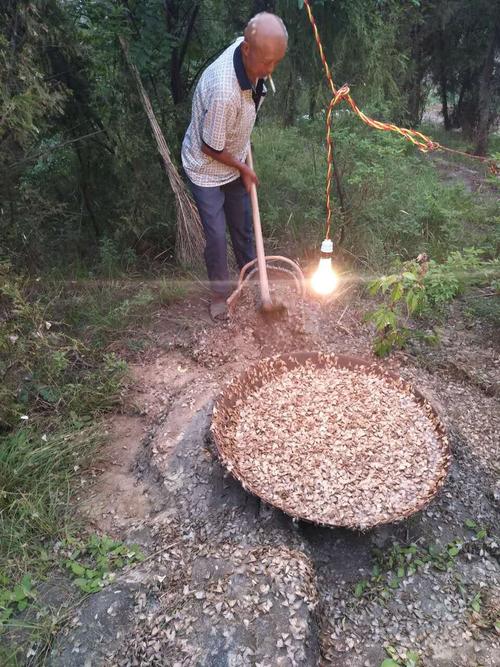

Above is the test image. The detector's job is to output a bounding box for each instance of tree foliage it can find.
[0,0,498,269]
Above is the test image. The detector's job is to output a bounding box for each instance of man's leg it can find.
[222,177,255,272]
[188,179,231,298]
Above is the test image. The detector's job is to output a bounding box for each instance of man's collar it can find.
[233,43,268,100]
[233,43,253,91]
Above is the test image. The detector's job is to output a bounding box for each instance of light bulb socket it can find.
[320,238,333,258]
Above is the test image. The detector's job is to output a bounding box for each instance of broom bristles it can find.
[119,36,205,266]
[169,164,205,267]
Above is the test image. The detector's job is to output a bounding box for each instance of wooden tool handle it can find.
[246,146,272,306]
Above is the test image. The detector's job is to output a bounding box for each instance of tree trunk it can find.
[406,23,426,126]
[457,85,477,140]
[332,159,348,247]
[437,28,451,130]
[74,144,100,239]
[439,76,450,131]
[164,1,200,106]
[308,81,317,120]
[283,68,296,127]
[474,23,499,155]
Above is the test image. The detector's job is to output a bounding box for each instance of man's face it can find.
[242,38,287,80]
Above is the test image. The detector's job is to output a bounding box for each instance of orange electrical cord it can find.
[302,0,499,241]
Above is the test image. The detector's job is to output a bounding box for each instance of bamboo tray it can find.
[211,352,451,529]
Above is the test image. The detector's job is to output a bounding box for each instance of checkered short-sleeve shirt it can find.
[181,37,266,187]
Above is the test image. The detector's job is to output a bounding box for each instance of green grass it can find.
[254,118,499,268]
[0,266,189,649]
[252,125,325,250]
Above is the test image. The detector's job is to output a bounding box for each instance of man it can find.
[181,12,288,320]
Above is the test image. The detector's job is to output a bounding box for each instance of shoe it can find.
[209,296,229,322]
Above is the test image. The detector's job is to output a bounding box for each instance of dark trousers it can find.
[188,177,255,296]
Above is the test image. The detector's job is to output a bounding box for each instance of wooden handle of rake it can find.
[246,145,272,307]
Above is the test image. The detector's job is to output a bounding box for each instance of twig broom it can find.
[119,36,204,266]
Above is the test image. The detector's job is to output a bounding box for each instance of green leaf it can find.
[406,650,419,666]
[406,289,421,314]
[390,282,404,303]
[397,566,405,578]
[70,562,86,576]
[38,385,59,403]
[380,310,397,329]
[73,577,102,593]
[11,586,26,602]
[354,581,366,597]
[494,619,500,633]
[368,280,382,296]
[21,575,32,592]
[380,660,400,667]
[128,545,145,561]
[475,528,487,539]
[428,544,440,558]
[471,593,481,613]
[0,607,13,621]
[403,545,417,555]
[464,519,477,529]
[17,599,28,611]
[374,338,393,357]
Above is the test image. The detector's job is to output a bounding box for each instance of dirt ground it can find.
[38,271,498,667]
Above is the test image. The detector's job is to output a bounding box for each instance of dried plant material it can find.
[119,36,204,266]
[212,353,450,529]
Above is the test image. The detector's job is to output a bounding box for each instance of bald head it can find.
[241,12,288,82]
[244,12,288,47]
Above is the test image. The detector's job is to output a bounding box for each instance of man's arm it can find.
[201,143,258,192]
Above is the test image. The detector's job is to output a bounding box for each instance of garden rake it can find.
[227,145,305,318]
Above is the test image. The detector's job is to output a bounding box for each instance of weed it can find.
[157,278,188,306]
[0,266,137,629]
[60,534,144,594]
[354,522,495,605]
[0,575,35,625]
[253,118,499,267]
[0,533,144,650]
[380,646,420,667]
[366,249,500,355]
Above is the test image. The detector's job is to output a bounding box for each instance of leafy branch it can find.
[366,249,500,356]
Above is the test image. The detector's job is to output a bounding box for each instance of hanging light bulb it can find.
[311,239,338,295]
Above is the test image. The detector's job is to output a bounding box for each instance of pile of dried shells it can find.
[212,354,450,529]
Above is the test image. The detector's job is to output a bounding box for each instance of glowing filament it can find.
[311,239,338,295]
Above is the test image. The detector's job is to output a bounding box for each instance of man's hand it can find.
[240,164,259,192]
[202,143,259,192]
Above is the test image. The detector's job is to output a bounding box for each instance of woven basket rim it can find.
[211,351,451,530]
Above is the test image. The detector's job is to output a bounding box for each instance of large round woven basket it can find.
[211,352,451,529]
